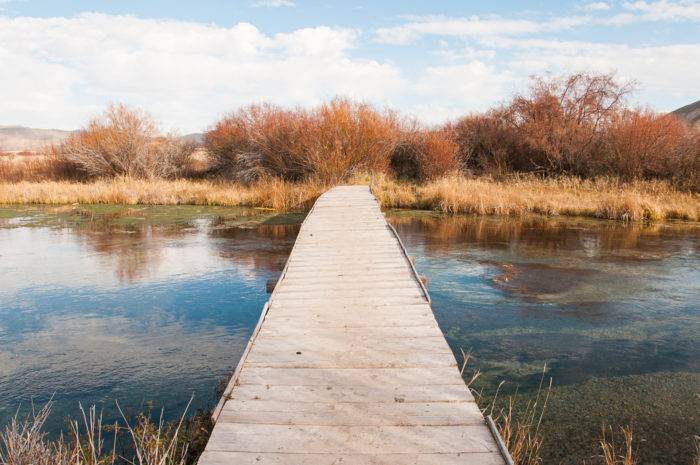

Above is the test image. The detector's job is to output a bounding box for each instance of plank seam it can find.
[210,188,323,422]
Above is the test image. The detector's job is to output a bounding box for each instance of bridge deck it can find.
[199,185,505,465]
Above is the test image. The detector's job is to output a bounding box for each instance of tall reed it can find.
[0,400,195,465]
[599,425,637,465]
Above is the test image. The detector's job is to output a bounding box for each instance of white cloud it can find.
[582,2,612,11]
[1,5,698,132]
[595,0,700,24]
[375,15,586,44]
[377,2,700,44]
[623,0,700,19]
[0,14,403,131]
[406,61,515,122]
[251,0,295,8]
[480,37,700,107]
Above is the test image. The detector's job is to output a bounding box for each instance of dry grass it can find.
[486,366,551,465]
[1,174,697,221]
[372,174,700,221]
[0,177,328,212]
[600,425,637,465]
[0,400,192,465]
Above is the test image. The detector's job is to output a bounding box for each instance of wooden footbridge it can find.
[198,186,509,465]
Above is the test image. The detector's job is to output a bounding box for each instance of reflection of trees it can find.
[209,223,299,274]
[388,213,700,321]
[71,220,299,284]
[74,224,173,283]
[387,213,699,258]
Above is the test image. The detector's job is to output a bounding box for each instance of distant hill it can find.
[671,100,700,129]
[0,126,205,153]
[0,126,72,152]
[182,133,204,145]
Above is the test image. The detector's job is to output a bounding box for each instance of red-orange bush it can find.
[601,110,699,187]
[0,152,80,182]
[453,113,522,175]
[205,98,402,184]
[205,104,311,183]
[306,99,401,182]
[455,73,635,175]
[452,72,699,190]
[390,128,459,181]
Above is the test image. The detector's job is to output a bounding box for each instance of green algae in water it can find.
[486,372,700,465]
[0,204,302,230]
[387,211,700,465]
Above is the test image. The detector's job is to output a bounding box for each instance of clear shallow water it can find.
[386,212,700,465]
[1,206,698,464]
[0,205,301,431]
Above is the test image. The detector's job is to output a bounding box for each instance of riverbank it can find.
[0,174,698,221]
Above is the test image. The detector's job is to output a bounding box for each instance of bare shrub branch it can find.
[57,104,195,179]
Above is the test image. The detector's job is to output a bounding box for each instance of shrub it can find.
[205,98,402,184]
[390,128,459,181]
[453,72,699,190]
[204,104,311,183]
[455,73,633,175]
[0,152,80,182]
[452,114,518,176]
[602,109,700,187]
[57,105,195,179]
[305,98,401,183]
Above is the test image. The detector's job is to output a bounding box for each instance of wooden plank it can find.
[226,383,475,403]
[199,185,505,465]
[236,367,466,387]
[205,424,498,454]
[218,400,484,426]
[199,451,505,465]
[257,325,444,338]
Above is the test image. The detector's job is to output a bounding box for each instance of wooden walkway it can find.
[198,186,506,465]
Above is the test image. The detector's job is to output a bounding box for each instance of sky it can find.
[0,0,699,133]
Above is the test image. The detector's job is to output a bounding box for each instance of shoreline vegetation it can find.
[0,174,698,221]
[0,72,697,222]
[3,370,679,465]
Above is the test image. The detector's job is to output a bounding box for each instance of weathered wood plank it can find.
[236,366,467,387]
[218,400,484,426]
[226,383,475,403]
[205,424,498,454]
[199,451,505,465]
[198,185,504,465]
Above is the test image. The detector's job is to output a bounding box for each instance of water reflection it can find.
[386,212,700,465]
[387,212,699,381]
[0,206,301,433]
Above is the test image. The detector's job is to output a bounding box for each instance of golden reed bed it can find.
[0,174,698,222]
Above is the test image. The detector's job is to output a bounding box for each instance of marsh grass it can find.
[0,399,198,465]
[0,177,327,211]
[484,366,551,465]
[372,173,700,221]
[1,173,697,221]
[599,425,637,465]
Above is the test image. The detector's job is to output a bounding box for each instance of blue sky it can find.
[1,0,698,132]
